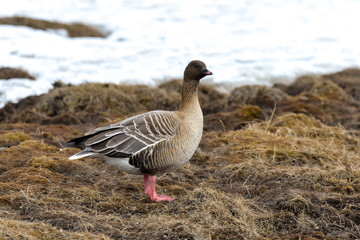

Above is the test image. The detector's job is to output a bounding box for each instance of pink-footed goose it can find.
[66,60,212,202]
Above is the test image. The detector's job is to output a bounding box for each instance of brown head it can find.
[184,60,212,81]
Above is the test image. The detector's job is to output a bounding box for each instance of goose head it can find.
[184,60,212,81]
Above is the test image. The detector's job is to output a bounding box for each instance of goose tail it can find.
[68,148,95,160]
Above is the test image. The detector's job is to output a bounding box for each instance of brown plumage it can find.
[66,60,212,201]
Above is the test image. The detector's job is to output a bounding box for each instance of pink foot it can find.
[143,175,174,202]
[150,194,174,202]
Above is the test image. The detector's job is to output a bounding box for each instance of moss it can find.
[29,155,56,169]
[18,140,59,152]
[0,67,35,80]
[0,131,31,147]
[1,166,63,184]
[241,105,263,120]
[0,16,105,38]
[0,123,83,148]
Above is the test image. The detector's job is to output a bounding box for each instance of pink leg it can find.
[144,175,151,195]
[144,175,174,202]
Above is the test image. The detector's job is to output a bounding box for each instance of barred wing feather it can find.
[82,111,178,158]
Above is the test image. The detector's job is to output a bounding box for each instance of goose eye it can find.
[194,64,200,68]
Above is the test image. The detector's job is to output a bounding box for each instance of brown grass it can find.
[0,81,228,128]
[2,67,360,130]
[0,69,360,239]
[0,112,359,239]
[0,16,105,38]
[0,67,35,80]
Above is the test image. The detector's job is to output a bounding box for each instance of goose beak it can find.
[202,69,213,75]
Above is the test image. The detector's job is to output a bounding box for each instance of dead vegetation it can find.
[0,16,106,38]
[0,68,360,239]
[0,67,35,80]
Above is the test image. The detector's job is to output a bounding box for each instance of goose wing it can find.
[67,111,178,159]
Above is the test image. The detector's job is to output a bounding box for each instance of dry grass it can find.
[0,67,35,80]
[0,16,105,38]
[0,112,359,239]
[0,218,107,239]
[0,69,360,239]
[2,68,359,130]
[0,81,227,128]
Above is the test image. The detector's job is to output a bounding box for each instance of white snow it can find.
[0,0,360,107]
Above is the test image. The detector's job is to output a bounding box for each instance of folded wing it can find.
[66,111,178,160]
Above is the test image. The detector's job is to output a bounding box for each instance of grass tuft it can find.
[0,70,360,238]
[0,16,105,38]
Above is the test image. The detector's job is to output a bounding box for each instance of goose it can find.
[66,60,212,202]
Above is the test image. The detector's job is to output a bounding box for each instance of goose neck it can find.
[179,80,200,111]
